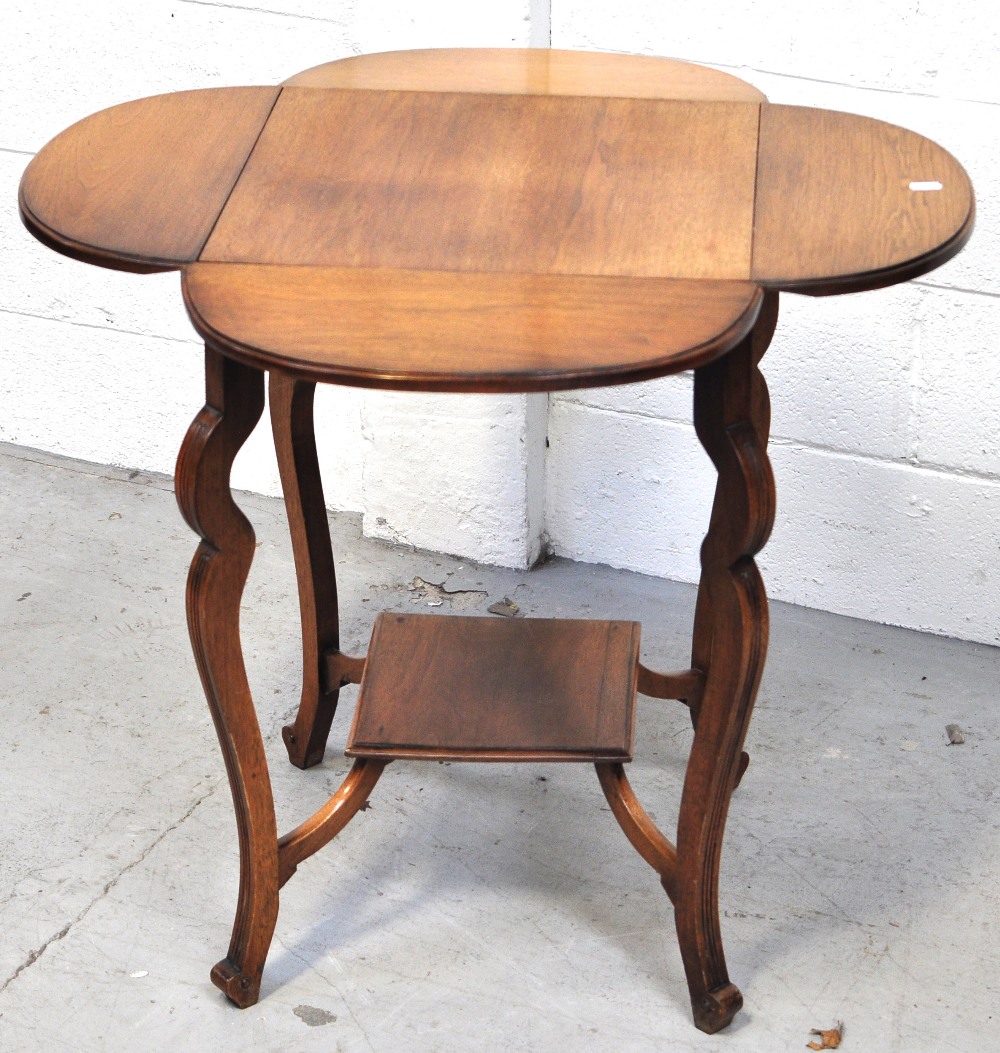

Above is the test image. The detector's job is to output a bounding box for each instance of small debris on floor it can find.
[408,577,488,610]
[487,596,520,617]
[945,723,966,745]
[129,970,148,979]
[293,1005,337,1027]
[806,1021,844,1049]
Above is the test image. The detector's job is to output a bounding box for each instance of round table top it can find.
[19,48,974,392]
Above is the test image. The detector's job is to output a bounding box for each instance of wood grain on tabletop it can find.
[754,104,975,293]
[346,613,640,762]
[19,88,278,271]
[283,47,767,102]
[182,264,763,391]
[201,88,759,281]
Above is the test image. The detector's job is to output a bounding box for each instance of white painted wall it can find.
[1,0,545,568]
[547,2,1000,645]
[4,1,998,643]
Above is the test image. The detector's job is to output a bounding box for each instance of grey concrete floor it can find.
[0,441,997,1053]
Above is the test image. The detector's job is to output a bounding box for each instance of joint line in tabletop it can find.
[194,87,284,262]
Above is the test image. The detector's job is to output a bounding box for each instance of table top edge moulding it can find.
[181,266,765,392]
[15,46,975,1039]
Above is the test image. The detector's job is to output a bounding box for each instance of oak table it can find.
[19,48,973,1034]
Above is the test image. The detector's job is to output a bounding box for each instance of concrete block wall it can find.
[546,2,1000,645]
[4,2,998,643]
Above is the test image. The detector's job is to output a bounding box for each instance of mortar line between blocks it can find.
[911,280,1000,301]
[176,0,353,24]
[553,400,1000,483]
[714,62,1000,108]
[0,305,199,346]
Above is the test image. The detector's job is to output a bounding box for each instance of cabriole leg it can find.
[269,372,342,769]
[675,292,778,1034]
[175,345,276,1007]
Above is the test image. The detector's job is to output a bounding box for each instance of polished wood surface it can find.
[184,265,762,390]
[202,89,758,280]
[19,87,278,272]
[636,663,704,704]
[754,106,975,294]
[284,47,767,101]
[346,613,640,761]
[18,50,974,387]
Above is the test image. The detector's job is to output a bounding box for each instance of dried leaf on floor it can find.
[806,1020,843,1049]
[487,597,520,617]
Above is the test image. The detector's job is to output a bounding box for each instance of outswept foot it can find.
[211,957,264,1008]
[692,982,744,1034]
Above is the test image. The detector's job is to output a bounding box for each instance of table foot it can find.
[270,371,342,770]
[691,983,744,1035]
[734,750,750,787]
[211,957,264,1008]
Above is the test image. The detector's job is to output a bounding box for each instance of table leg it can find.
[674,291,778,1033]
[175,345,277,1007]
[269,373,342,769]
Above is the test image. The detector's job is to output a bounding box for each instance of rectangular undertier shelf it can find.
[346,613,641,762]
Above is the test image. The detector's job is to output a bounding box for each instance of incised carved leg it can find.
[176,345,276,1006]
[674,291,778,1033]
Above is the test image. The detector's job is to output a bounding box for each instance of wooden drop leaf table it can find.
[19,48,973,1035]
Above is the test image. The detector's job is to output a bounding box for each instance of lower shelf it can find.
[346,612,640,762]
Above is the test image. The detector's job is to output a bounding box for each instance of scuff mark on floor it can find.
[293,1004,338,1026]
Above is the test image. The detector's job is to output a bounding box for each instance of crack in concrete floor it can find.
[0,783,218,995]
